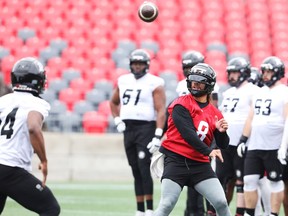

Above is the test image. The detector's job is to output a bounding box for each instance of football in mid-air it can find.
[138,1,158,23]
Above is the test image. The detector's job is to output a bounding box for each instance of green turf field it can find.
[2,181,284,216]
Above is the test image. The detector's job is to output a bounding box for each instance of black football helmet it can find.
[186,63,216,97]
[11,57,46,95]
[129,49,150,79]
[260,56,285,87]
[226,57,251,87]
[182,50,205,77]
[249,67,263,87]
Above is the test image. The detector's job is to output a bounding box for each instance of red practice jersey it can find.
[162,94,223,162]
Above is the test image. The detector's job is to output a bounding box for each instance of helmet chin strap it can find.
[229,77,245,87]
[132,71,146,79]
[190,89,206,97]
[131,66,148,79]
[263,76,278,87]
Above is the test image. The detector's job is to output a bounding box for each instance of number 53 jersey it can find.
[248,84,288,150]
[0,92,50,171]
[118,73,164,121]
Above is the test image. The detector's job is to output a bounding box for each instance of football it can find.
[138,1,158,23]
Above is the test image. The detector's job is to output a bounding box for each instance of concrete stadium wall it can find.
[32,132,132,182]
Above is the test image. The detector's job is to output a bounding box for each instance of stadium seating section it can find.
[0,0,287,133]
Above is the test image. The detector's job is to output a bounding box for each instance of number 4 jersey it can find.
[0,92,50,171]
[118,73,164,121]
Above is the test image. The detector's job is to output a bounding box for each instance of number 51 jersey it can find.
[0,92,50,171]
[118,73,164,121]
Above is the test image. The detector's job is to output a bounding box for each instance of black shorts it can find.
[161,153,217,189]
[216,145,244,182]
[123,120,156,167]
[282,163,288,181]
[0,164,59,214]
[244,150,283,182]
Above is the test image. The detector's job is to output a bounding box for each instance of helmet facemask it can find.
[260,57,285,87]
[129,49,150,79]
[261,65,284,87]
[187,74,214,97]
[130,61,149,79]
[186,63,216,97]
[226,57,251,87]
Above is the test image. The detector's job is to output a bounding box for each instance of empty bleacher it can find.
[0,0,287,132]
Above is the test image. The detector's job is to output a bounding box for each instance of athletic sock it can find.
[146,199,153,210]
[246,208,255,216]
[236,207,245,215]
[137,202,145,212]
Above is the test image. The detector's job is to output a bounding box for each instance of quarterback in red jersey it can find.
[153,63,231,216]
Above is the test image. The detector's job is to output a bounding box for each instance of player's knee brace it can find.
[236,184,244,193]
[270,180,284,193]
[244,175,259,192]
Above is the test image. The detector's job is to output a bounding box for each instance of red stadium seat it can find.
[83,68,109,83]
[1,55,16,84]
[58,87,82,111]
[68,57,89,74]
[25,37,47,50]
[110,28,134,42]
[250,51,272,67]
[97,100,112,117]
[83,47,110,64]
[1,37,23,54]
[82,111,108,133]
[69,78,93,98]
[45,66,61,82]
[37,27,61,44]
[25,0,48,10]
[46,17,69,31]
[2,16,24,34]
[86,8,110,28]
[132,28,157,42]
[92,57,115,73]
[108,68,130,86]
[60,27,85,45]
[205,50,227,67]
[61,47,83,62]
[0,26,15,41]
[13,45,38,59]
[17,6,40,22]
[38,7,63,23]
[25,17,46,33]
[46,57,70,76]
[1,6,18,21]
[4,0,26,9]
